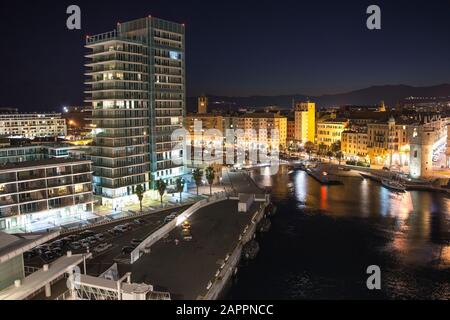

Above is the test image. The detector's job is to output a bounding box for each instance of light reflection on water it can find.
[230,167,450,299]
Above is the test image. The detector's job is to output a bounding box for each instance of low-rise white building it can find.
[0,113,66,139]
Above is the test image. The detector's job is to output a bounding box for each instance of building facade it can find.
[294,102,315,143]
[0,113,66,139]
[341,131,368,158]
[0,159,93,233]
[316,119,348,147]
[85,17,186,207]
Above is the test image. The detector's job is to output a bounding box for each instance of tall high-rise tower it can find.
[85,17,186,207]
[294,101,316,143]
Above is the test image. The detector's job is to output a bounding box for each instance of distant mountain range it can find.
[187,84,450,112]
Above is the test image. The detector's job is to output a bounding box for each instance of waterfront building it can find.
[0,143,88,166]
[197,95,208,114]
[316,119,349,147]
[341,130,369,159]
[0,159,94,233]
[367,117,410,167]
[294,102,315,143]
[0,113,66,139]
[231,113,287,150]
[287,117,295,145]
[85,17,186,207]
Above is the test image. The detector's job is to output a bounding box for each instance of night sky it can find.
[0,0,449,112]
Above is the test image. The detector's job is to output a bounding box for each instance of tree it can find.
[318,143,327,157]
[331,141,341,154]
[205,166,215,195]
[135,185,144,213]
[175,178,185,203]
[335,151,343,165]
[156,179,167,207]
[192,168,203,195]
[326,150,334,163]
[304,141,315,160]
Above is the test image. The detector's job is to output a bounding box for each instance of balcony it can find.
[20,200,48,215]
[17,169,45,181]
[18,181,46,192]
[0,172,17,184]
[0,205,19,218]
[46,166,72,177]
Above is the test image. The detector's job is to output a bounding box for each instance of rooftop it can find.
[0,231,59,264]
[0,158,91,172]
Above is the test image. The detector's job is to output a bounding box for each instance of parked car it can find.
[108,228,122,236]
[94,243,112,253]
[94,233,105,241]
[134,218,145,225]
[35,245,51,255]
[80,240,90,248]
[23,251,36,260]
[50,240,63,248]
[86,236,98,245]
[130,239,142,247]
[164,213,177,223]
[42,251,55,260]
[80,230,95,237]
[52,247,63,257]
[114,225,128,233]
[69,241,81,250]
[121,246,134,254]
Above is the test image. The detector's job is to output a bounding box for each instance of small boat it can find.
[381,178,406,192]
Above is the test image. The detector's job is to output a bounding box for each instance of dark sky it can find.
[0,0,449,111]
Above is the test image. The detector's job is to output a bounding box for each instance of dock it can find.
[306,168,342,185]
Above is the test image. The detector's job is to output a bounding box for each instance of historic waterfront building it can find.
[0,113,66,139]
[341,130,369,159]
[316,119,349,147]
[294,102,315,143]
[85,17,186,207]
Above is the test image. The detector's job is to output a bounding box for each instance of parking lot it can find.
[24,205,190,276]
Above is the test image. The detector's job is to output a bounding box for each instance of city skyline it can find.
[1,0,450,111]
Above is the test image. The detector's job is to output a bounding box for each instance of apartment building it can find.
[341,131,369,158]
[0,144,88,165]
[0,159,93,233]
[231,113,287,149]
[0,113,66,139]
[367,117,410,166]
[316,119,349,147]
[294,102,315,143]
[85,17,185,207]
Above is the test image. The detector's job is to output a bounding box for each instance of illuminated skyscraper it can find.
[85,17,185,207]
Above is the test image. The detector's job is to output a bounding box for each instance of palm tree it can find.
[304,141,315,160]
[175,178,185,203]
[192,168,203,195]
[205,166,215,195]
[155,179,167,207]
[135,185,144,213]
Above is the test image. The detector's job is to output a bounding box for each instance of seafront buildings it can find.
[0,113,66,139]
[316,119,349,148]
[85,17,186,207]
[0,158,93,233]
